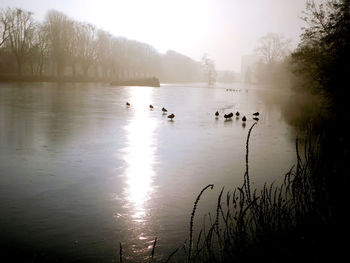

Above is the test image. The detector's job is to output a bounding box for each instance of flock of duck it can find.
[215,110,260,123]
[126,102,175,120]
[126,101,259,123]
[226,88,242,92]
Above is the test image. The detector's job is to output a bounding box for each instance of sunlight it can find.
[122,87,157,221]
[87,0,211,52]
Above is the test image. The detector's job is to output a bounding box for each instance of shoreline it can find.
[0,76,160,87]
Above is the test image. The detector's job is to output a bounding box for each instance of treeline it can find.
[245,0,349,127]
[248,0,349,97]
[0,8,202,82]
[291,0,349,115]
[243,32,295,88]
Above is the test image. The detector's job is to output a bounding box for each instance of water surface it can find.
[0,82,296,261]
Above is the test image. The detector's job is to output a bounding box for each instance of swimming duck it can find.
[224,112,233,120]
[253,112,260,116]
[215,111,219,117]
[168,113,175,120]
[126,102,130,106]
[162,107,167,112]
[242,116,247,122]
[235,111,240,117]
[149,104,154,109]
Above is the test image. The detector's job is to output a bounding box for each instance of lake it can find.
[0,82,297,262]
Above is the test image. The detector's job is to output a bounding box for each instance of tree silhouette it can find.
[255,33,291,65]
[201,54,217,86]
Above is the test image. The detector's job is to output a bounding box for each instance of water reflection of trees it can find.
[0,83,120,150]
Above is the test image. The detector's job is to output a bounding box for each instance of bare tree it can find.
[201,54,217,86]
[5,8,35,76]
[96,29,112,78]
[0,8,11,47]
[292,0,350,100]
[75,22,97,77]
[1,7,203,82]
[255,33,291,64]
[110,37,127,78]
[27,23,49,76]
[45,10,74,77]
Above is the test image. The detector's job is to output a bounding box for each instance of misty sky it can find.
[0,0,307,71]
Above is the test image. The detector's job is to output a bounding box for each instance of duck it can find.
[253,117,259,121]
[242,116,247,122]
[162,107,167,113]
[224,112,233,120]
[215,111,219,117]
[235,111,240,117]
[253,112,260,116]
[149,104,154,109]
[126,102,130,106]
[168,113,175,120]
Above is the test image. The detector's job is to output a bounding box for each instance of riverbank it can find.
[0,75,160,87]
[0,75,108,83]
[165,120,348,263]
[110,77,160,87]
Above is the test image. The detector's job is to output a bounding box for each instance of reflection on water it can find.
[122,87,157,224]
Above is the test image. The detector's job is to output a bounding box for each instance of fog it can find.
[1,0,307,72]
[1,0,348,262]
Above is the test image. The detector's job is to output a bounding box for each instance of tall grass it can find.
[181,123,334,263]
[179,123,329,263]
[121,123,336,262]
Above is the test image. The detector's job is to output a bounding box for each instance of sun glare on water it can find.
[122,87,157,222]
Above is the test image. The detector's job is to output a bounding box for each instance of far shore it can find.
[0,76,239,86]
[0,75,161,87]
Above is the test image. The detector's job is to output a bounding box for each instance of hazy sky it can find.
[0,0,307,71]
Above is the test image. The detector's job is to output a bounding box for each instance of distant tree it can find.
[27,23,49,76]
[201,54,217,86]
[75,22,97,77]
[159,50,201,82]
[0,9,11,47]
[44,10,74,77]
[96,29,112,78]
[5,8,35,76]
[110,37,126,78]
[0,7,203,82]
[252,33,292,85]
[255,33,291,65]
